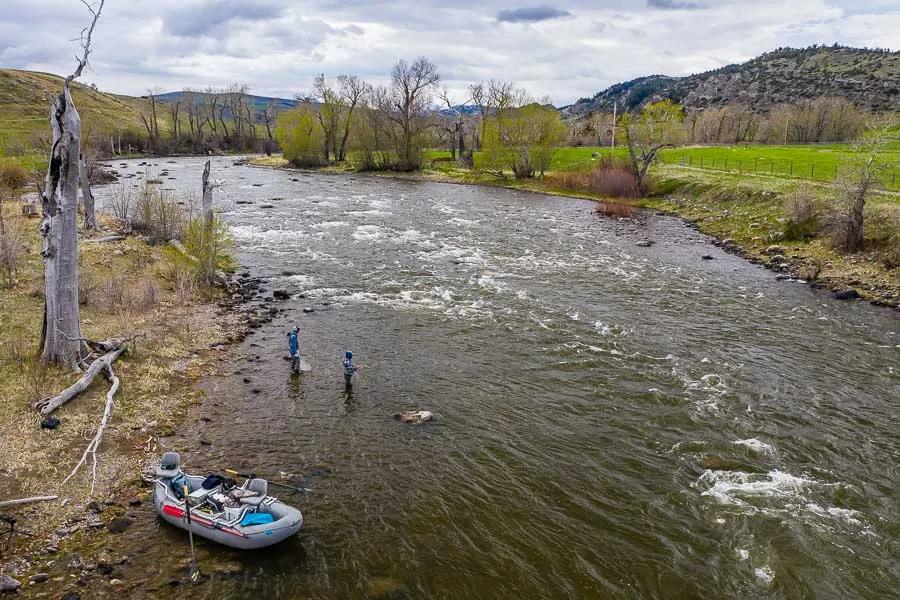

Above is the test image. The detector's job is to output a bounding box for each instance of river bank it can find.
[0,194,286,594]
[250,155,900,311]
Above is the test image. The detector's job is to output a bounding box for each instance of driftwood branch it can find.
[0,496,59,508]
[61,364,119,495]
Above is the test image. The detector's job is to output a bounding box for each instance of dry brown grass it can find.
[0,158,29,189]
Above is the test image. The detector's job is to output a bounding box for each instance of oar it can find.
[182,485,200,583]
[224,469,311,494]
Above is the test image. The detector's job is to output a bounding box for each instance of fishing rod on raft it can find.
[224,469,311,494]
[182,484,200,583]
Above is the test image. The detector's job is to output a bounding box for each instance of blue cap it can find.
[345,351,353,359]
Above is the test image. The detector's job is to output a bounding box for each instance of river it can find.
[92,156,898,599]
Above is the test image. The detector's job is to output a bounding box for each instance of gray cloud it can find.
[164,0,284,37]
[647,0,705,9]
[1,0,898,105]
[497,6,572,23]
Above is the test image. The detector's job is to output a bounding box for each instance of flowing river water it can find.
[92,157,897,599]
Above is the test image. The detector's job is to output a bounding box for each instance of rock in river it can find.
[273,289,290,300]
[394,411,434,424]
[833,289,860,300]
[107,517,133,534]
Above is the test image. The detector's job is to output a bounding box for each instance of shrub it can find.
[546,164,641,199]
[595,202,636,218]
[0,211,25,287]
[0,158,29,189]
[782,190,822,241]
[131,178,189,243]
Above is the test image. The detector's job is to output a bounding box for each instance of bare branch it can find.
[68,0,106,83]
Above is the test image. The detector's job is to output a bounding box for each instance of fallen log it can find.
[81,234,125,244]
[35,345,125,415]
[0,496,58,508]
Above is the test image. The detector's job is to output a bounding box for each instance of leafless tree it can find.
[337,74,369,161]
[385,57,440,170]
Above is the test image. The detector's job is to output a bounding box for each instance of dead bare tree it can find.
[39,0,105,370]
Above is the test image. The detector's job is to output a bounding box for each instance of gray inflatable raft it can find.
[153,453,302,550]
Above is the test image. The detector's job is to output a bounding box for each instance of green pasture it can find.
[425,142,900,191]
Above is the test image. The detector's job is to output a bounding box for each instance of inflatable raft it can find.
[153,452,303,549]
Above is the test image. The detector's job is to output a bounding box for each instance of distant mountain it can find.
[153,91,299,114]
[562,46,900,118]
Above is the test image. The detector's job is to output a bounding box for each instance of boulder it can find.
[29,573,49,584]
[0,576,21,592]
[273,290,290,300]
[635,240,653,248]
[764,245,784,255]
[701,254,714,260]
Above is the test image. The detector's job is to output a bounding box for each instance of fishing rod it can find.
[182,484,200,583]
[224,469,311,494]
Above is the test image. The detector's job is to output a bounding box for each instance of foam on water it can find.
[352,224,385,241]
[698,469,815,504]
[732,438,776,454]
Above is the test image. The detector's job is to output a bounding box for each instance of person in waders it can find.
[288,325,300,374]
[342,351,360,390]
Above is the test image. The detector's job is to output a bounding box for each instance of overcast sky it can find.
[1,0,897,105]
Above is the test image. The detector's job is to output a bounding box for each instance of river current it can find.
[94,157,897,599]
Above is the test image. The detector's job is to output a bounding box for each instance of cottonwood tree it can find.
[39,0,105,369]
[483,99,567,179]
[384,57,440,171]
[830,115,898,252]
[619,100,684,192]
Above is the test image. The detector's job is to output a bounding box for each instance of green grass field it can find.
[425,142,900,191]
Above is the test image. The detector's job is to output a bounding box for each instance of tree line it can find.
[573,96,867,146]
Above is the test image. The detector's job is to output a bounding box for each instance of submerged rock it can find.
[833,289,860,300]
[635,240,653,247]
[106,517,133,534]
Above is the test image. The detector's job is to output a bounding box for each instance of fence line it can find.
[671,154,900,191]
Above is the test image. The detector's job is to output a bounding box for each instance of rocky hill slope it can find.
[562,46,900,117]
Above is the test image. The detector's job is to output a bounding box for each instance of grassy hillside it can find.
[564,46,900,117]
[0,69,160,156]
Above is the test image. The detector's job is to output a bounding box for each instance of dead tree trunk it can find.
[200,160,215,284]
[40,85,87,370]
[39,0,104,370]
[80,154,98,231]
